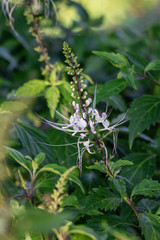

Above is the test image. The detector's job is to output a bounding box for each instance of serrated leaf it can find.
[93,51,129,68]
[15,80,47,96]
[121,66,136,89]
[112,160,133,172]
[84,187,121,215]
[96,78,128,103]
[37,164,84,193]
[145,59,160,72]
[139,212,160,240]
[120,153,156,185]
[15,120,55,163]
[4,146,32,175]
[109,178,126,200]
[129,95,160,148]
[45,86,60,118]
[131,179,160,198]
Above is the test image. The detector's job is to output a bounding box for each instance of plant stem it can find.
[66,47,140,219]
[135,72,160,87]
[68,52,114,177]
[27,0,53,73]
[125,196,139,219]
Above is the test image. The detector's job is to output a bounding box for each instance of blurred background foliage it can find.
[0,0,160,239]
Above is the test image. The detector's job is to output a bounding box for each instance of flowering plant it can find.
[42,42,127,175]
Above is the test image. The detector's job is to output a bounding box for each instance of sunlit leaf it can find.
[15,80,47,96]
[45,86,60,118]
[1,101,27,112]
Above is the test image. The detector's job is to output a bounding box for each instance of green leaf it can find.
[45,86,60,118]
[93,51,129,68]
[15,80,47,96]
[129,95,160,148]
[15,207,76,234]
[112,160,133,172]
[145,59,160,72]
[109,95,127,112]
[139,212,160,240]
[34,152,45,166]
[59,81,72,102]
[1,101,27,112]
[37,163,66,176]
[131,179,160,198]
[82,73,94,84]
[120,153,156,185]
[37,164,84,193]
[109,178,126,200]
[70,225,98,240]
[86,162,107,173]
[124,51,148,70]
[15,120,55,163]
[4,146,32,175]
[62,195,78,207]
[87,214,134,231]
[84,187,121,215]
[121,66,136,89]
[49,62,64,83]
[96,78,128,103]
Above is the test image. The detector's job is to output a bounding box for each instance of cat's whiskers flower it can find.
[40,42,128,173]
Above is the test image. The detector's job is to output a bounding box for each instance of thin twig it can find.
[135,72,160,87]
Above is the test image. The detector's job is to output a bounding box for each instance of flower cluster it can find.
[63,42,88,100]
[42,42,127,173]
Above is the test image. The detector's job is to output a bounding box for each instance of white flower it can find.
[80,133,87,139]
[83,139,93,154]
[86,98,92,106]
[102,119,110,129]
[89,120,96,134]
[72,101,76,107]
[83,112,86,119]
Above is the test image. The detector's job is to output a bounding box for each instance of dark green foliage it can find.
[1,1,160,240]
